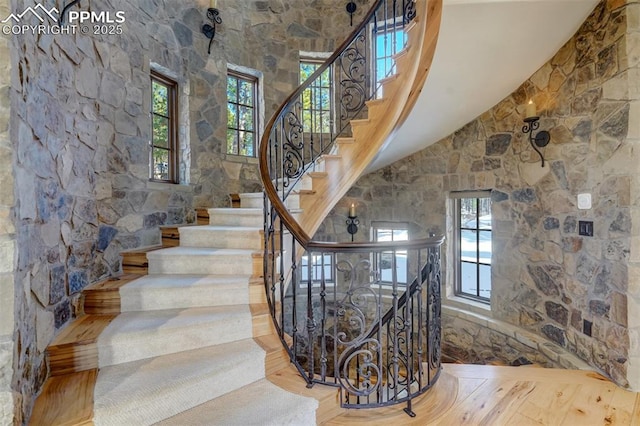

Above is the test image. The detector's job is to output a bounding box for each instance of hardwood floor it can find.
[324,364,640,425]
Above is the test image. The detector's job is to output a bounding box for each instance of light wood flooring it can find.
[321,364,640,425]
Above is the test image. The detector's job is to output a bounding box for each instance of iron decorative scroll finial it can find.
[202,8,222,55]
[522,116,550,167]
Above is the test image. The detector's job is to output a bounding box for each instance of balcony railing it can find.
[258,0,444,415]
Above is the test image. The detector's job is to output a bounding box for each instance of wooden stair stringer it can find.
[293,0,440,238]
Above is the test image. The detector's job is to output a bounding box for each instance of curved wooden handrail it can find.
[258,0,390,247]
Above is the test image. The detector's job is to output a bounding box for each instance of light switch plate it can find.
[577,193,591,210]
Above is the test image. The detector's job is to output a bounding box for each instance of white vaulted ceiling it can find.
[369,0,600,170]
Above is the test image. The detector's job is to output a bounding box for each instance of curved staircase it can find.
[31,0,444,423]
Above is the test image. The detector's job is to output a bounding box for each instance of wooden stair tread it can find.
[30,369,97,426]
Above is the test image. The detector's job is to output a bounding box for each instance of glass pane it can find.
[152,115,169,148]
[238,80,254,106]
[396,250,407,283]
[227,76,237,102]
[239,106,254,131]
[460,262,478,296]
[227,103,238,129]
[478,230,492,264]
[152,148,169,180]
[319,88,331,109]
[376,229,392,242]
[460,229,478,263]
[479,264,491,299]
[241,132,254,157]
[393,229,408,241]
[319,111,331,133]
[379,252,393,282]
[152,81,168,115]
[320,69,330,86]
[227,129,238,155]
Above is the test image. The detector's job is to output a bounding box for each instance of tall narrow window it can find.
[227,71,257,156]
[373,24,407,97]
[300,60,332,133]
[150,71,178,182]
[373,222,409,285]
[453,191,492,302]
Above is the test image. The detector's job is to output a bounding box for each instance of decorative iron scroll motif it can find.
[281,106,305,187]
[428,247,442,372]
[338,34,369,123]
[404,0,417,24]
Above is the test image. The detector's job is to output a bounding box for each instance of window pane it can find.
[227,103,238,128]
[227,76,237,102]
[376,229,392,242]
[227,129,239,155]
[152,148,169,180]
[379,252,393,282]
[241,133,254,157]
[460,262,478,296]
[152,82,168,116]
[239,106,254,131]
[152,115,169,148]
[238,80,254,106]
[478,230,492,264]
[393,229,408,241]
[479,264,491,299]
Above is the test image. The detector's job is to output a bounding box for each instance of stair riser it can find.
[208,210,264,227]
[179,228,263,250]
[148,255,260,276]
[120,287,250,311]
[98,313,253,367]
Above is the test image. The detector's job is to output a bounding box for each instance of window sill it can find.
[224,154,259,164]
[444,294,491,317]
[147,181,193,192]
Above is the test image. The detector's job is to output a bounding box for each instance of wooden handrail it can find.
[259,0,396,247]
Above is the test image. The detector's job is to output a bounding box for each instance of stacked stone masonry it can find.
[5,0,374,422]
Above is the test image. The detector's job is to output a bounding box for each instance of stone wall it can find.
[317,0,639,388]
[7,0,374,421]
[0,0,14,422]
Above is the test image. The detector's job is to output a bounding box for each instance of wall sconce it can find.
[346,1,357,26]
[346,203,359,242]
[202,0,222,55]
[522,100,550,167]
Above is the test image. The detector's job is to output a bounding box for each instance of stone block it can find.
[0,275,14,336]
[35,307,54,352]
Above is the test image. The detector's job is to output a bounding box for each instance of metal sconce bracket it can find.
[346,215,359,242]
[346,1,357,26]
[202,8,222,55]
[522,116,550,167]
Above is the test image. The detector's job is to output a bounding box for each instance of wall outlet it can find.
[578,220,593,237]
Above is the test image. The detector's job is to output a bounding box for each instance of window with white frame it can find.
[372,221,409,284]
[452,191,492,302]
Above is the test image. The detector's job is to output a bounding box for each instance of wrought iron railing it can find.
[258,0,444,415]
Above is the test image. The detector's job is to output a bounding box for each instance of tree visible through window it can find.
[150,71,178,182]
[299,60,332,133]
[453,192,492,301]
[227,71,257,156]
